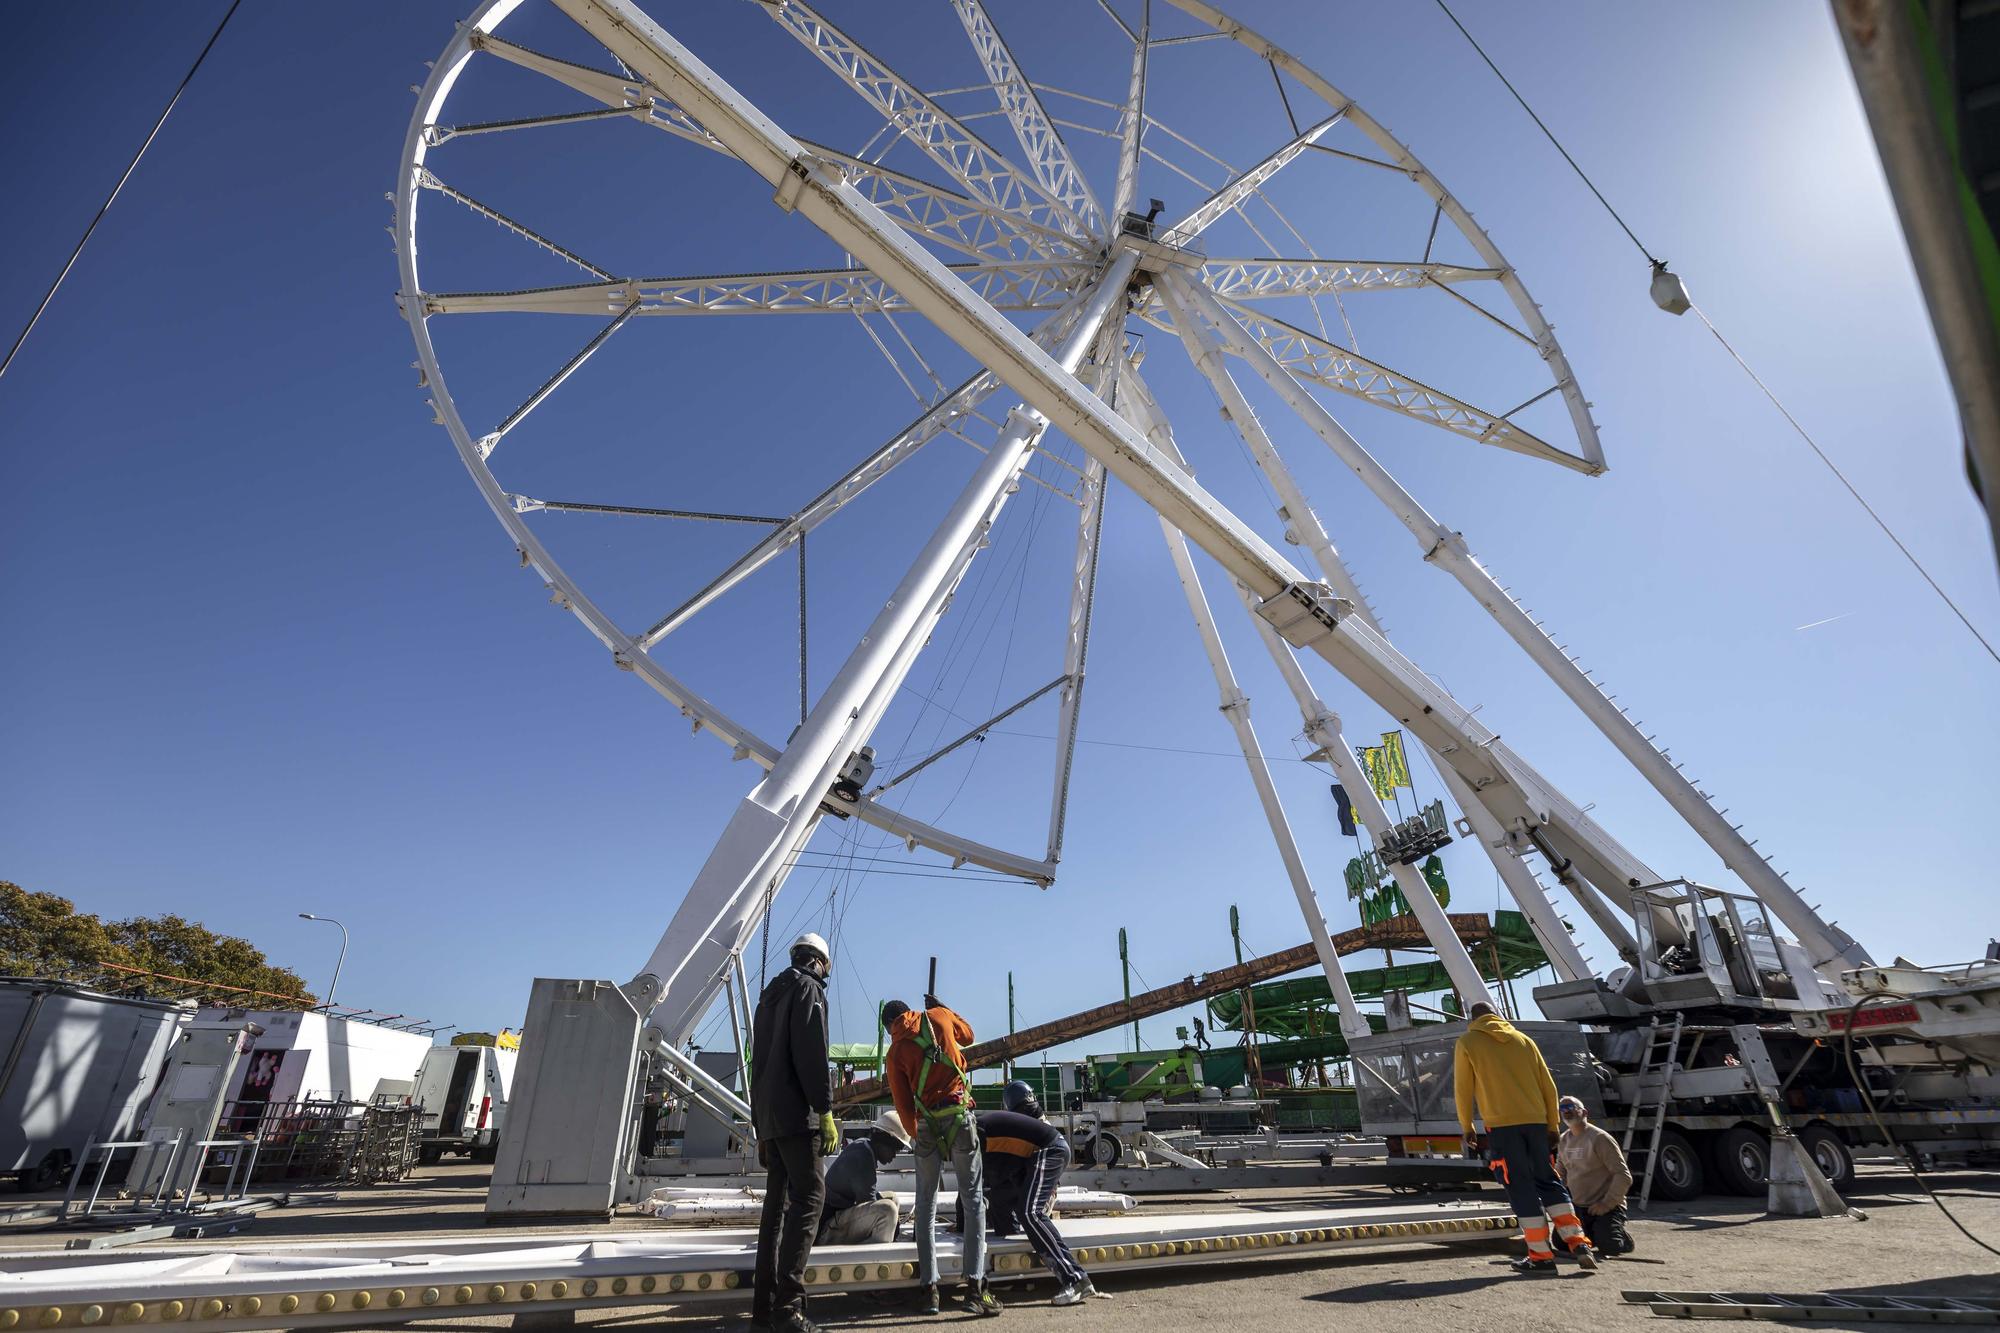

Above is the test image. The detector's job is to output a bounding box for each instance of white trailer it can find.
[186,1009,431,1110]
[0,979,189,1190]
[412,1044,517,1163]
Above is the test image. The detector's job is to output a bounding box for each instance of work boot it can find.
[773,1313,819,1333]
[1568,1243,1599,1271]
[1510,1255,1558,1276]
[919,1283,940,1316]
[960,1280,1004,1316]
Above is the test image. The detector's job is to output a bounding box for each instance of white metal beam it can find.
[1170,271,1866,974]
[1158,113,1342,248]
[1115,370,1378,1033]
[1154,277,1599,979]
[1209,298,1591,472]
[1109,0,1150,220]
[421,261,1087,317]
[951,0,1104,234]
[1198,257,1502,300]
[761,0,1091,243]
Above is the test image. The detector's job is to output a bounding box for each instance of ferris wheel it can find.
[393,0,1865,1075]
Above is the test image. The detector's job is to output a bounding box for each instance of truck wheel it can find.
[1712,1126,1770,1196]
[20,1151,68,1193]
[1799,1126,1853,1187]
[1648,1127,1704,1201]
[472,1141,498,1165]
[1088,1133,1122,1167]
[418,1146,442,1166]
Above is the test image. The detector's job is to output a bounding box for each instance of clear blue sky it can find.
[3,1,1994,1062]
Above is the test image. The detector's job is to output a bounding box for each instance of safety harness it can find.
[908,1012,971,1153]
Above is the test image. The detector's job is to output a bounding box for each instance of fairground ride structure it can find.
[391,0,1922,1218]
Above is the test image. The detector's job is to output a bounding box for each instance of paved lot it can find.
[6,1163,1996,1330]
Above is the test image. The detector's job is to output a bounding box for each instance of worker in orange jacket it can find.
[882,994,1001,1317]
[1453,1001,1598,1274]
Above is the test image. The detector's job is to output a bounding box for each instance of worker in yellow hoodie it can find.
[1453,1001,1597,1274]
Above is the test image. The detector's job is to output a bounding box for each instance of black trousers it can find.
[754,1132,825,1319]
[1583,1203,1633,1254]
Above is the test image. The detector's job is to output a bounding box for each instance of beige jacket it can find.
[1557,1121,1632,1210]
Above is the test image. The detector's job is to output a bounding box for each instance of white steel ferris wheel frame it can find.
[395,0,1870,1133]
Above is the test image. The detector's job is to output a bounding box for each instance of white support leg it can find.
[631,256,1138,1040]
[1148,285,1603,980]
[1166,271,1868,974]
[1045,454,1107,864]
[1115,376,1385,1036]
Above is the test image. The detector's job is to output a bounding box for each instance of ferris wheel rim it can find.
[391,0,1602,886]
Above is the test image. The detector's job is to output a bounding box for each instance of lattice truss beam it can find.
[422,262,1089,316]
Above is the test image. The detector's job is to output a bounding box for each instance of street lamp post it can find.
[298,913,348,1010]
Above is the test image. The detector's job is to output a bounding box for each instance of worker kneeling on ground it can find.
[1453,1000,1598,1274]
[819,1111,908,1245]
[1555,1095,1634,1256]
[751,932,839,1332]
[883,994,1002,1317]
[979,1081,1097,1307]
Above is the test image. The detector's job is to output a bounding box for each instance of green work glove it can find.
[820,1111,840,1153]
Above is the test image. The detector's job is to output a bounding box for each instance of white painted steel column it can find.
[1166,271,1868,973]
[632,255,1139,1039]
[1117,377,1376,1035]
[1153,282,1597,981]
[1231,593,1495,1007]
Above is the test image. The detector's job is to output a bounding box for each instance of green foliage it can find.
[0,880,314,1002]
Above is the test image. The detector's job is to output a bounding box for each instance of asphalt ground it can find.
[4,1162,1996,1330]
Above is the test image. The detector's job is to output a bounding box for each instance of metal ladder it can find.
[1619,1013,1683,1209]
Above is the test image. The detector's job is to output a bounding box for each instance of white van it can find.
[412,1043,516,1164]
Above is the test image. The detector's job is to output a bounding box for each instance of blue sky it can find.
[3,1,1995,1064]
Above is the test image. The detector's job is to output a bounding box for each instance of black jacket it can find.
[749,963,832,1139]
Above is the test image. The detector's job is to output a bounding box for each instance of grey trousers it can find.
[913,1111,984,1285]
[822,1194,899,1245]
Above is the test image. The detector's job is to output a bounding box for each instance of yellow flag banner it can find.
[1359,746,1397,800]
[1379,731,1412,791]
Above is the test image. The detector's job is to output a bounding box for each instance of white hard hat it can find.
[791,932,831,964]
[871,1111,909,1146]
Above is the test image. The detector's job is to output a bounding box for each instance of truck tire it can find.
[1087,1132,1122,1167]
[1799,1125,1853,1187]
[418,1145,442,1166]
[1648,1127,1705,1201]
[1712,1126,1770,1196]
[472,1141,497,1165]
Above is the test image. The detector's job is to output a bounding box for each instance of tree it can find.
[0,880,314,1002]
[107,913,313,1001]
[0,882,121,979]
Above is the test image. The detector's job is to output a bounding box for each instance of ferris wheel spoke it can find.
[1109,0,1149,220]
[949,0,1104,234]
[470,30,723,152]
[1157,112,1343,248]
[476,299,640,459]
[1197,257,1505,300]
[802,146,1089,261]
[470,30,1064,265]
[632,287,1095,650]
[760,0,1092,243]
[420,261,1089,317]
[415,169,612,280]
[1199,296,1584,469]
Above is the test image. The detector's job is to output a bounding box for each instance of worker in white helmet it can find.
[819,1110,909,1245]
[751,933,837,1333]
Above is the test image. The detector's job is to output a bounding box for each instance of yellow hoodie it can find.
[1453,1013,1561,1135]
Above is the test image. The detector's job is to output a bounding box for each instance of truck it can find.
[1352,879,2000,1203]
[413,1041,517,1164]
